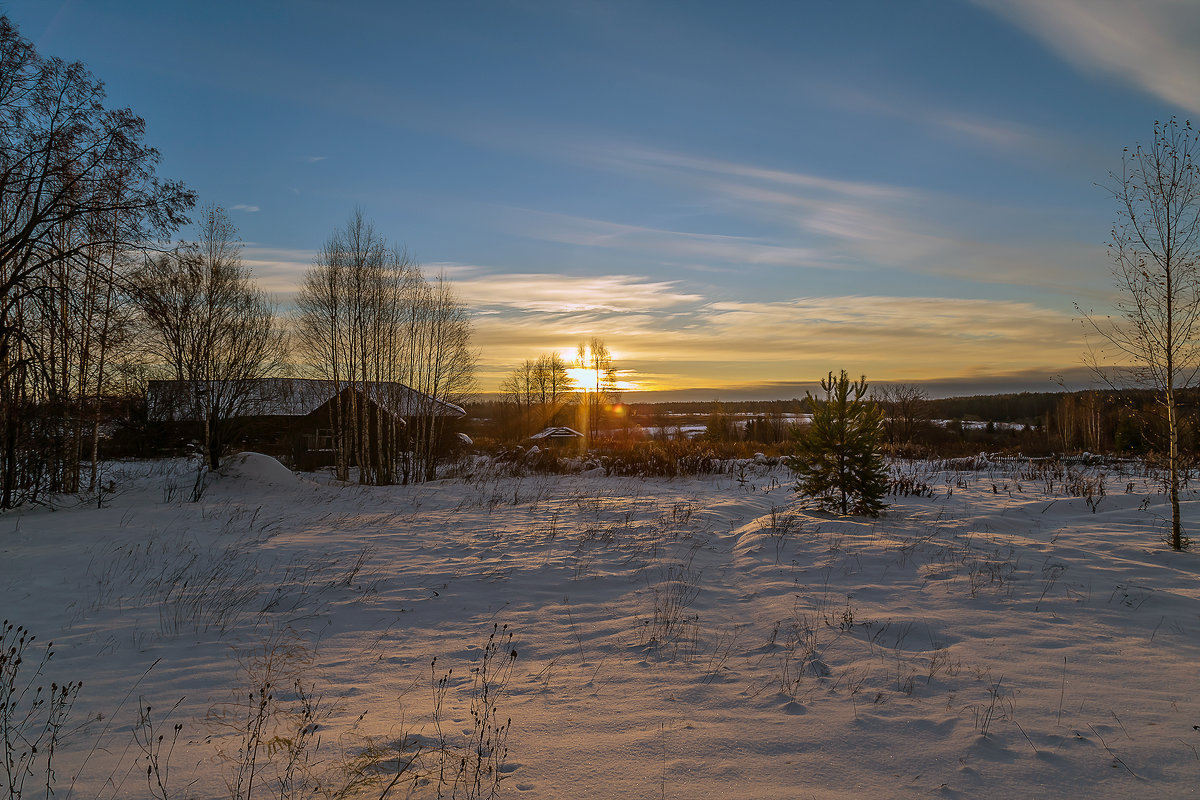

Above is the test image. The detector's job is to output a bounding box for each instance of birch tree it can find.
[131,206,285,471]
[577,338,616,443]
[295,211,474,484]
[1082,118,1200,550]
[405,275,474,482]
[500,352,574,438]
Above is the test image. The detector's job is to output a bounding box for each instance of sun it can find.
[566,367,641,392]
[567,367,600,391]
[561,347,641,392]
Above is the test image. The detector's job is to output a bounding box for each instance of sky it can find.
[4,0,1199,400]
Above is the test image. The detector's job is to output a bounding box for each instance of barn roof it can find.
[147,378,466,421]
[528,426,585,440]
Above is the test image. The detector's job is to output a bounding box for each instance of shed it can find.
[146,378,466,468]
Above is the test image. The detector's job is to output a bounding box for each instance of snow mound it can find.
[216,452,298,487]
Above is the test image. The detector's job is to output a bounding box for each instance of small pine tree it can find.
[789,370,888,516]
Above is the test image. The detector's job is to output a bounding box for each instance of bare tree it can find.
[294,212,474,484]
[533,352,574,409]
[1048,391,1110,453]
[577,338,616,443]
[872,383,930,446]
[0,16,193,506]
[405,274,475,482]
[131,206,285,471]
[1082,117,1200,550]
[294,211,413,483]
[24,213,142,497]
[499,358,539,440]
[79,216,141,492]
[500,352,575,439]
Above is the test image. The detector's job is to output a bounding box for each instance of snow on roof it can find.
[147,378,466,421]
[528,426,584,440]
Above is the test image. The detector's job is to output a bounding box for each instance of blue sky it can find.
[6,0,1199,398]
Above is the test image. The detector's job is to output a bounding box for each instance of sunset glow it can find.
[565,367,641,394]
[566,367,599,392]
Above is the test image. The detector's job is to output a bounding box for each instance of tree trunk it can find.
[1168,388,1183,549]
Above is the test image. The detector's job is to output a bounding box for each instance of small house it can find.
[528,426,586,449]
[147,378,466,468]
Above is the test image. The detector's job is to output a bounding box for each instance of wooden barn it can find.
[147,378,466,469]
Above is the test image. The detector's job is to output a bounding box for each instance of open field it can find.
[2,454,1199,799]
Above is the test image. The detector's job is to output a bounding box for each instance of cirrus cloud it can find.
[973,0,1200,114]
[468,290,1086,395]
[449,269,704,313]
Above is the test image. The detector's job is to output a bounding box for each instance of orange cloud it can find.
[470,291,1085,393]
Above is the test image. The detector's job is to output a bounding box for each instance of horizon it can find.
[478,365,1097,404]
[6,1,1198,395]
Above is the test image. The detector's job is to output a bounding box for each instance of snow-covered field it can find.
[2,453,1199,799]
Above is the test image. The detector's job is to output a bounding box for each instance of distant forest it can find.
[583,392,1086,422]
[608,389,1184,426]
[468,387,1200,459]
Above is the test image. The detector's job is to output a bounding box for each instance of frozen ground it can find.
[2,453,1199,798]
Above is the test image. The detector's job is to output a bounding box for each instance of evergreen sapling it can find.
[788,371,888,517]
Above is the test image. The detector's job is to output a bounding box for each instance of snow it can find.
[529,426,585,440]
[216,450,306,486]
[2,454,1199,798]
[216,450,309,489]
